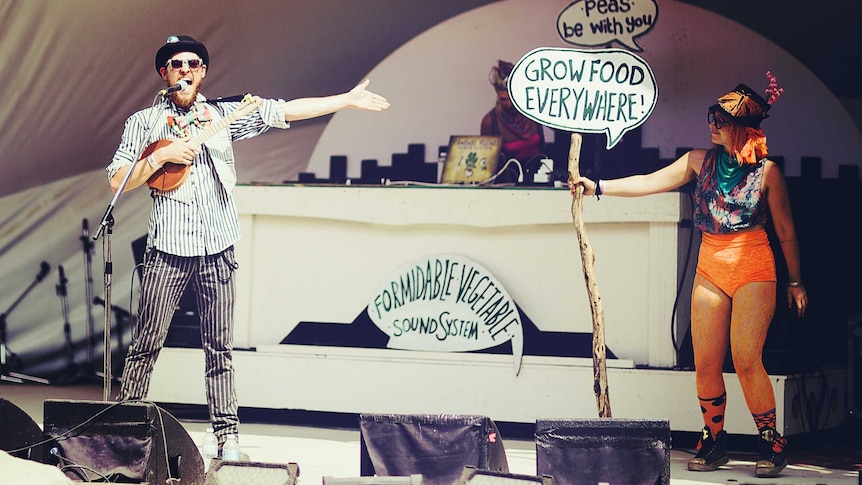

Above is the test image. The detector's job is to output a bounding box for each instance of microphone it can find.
[158,79,190,96]
[56,265,68,297]
[36,261,51,282]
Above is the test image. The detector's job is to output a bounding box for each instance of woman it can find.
[481,60,546,181]
[570,73,807,478]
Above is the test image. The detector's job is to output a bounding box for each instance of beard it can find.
[169,84,200,110]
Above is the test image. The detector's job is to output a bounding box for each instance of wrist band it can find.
[787,281,803,288]
[146,154,160,170]
[595,179,603,200]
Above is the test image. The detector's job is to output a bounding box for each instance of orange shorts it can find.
[695,228,776,297]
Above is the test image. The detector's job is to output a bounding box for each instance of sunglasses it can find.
[165,58,204,70]
[707,111,730,130]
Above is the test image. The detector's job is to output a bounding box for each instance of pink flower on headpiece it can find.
[765,71,784,106]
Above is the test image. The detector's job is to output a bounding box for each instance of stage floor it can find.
[1,382,858,485]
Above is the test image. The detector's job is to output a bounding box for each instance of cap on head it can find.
[155,35,209,74]
[708,83,771,129]
[489,60,514,91]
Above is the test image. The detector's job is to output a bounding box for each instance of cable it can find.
[477,157,524,186]
[128,262,144,344]
[671,191,696,364]
[51,447,110,482]
[154,403,178,483]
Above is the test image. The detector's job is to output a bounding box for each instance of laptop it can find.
[439,135,502,184]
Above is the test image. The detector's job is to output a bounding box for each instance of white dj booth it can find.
[147,184,846,435]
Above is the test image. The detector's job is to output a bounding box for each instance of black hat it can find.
[155,35,209,74]
[708,84,771,128]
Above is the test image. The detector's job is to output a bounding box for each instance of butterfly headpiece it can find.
[709,71,784,128]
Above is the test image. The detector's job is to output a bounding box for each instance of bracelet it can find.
[146,154,160,170]
[595,179,603,200]
[787,281,803,288]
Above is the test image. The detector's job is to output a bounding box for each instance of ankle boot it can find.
[755,427,787,478]
[687,426,729,471]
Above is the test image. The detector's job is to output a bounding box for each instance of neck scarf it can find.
[715,149,748,195]
[498,107,532,139]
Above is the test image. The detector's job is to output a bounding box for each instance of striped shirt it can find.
[107,94,289,256]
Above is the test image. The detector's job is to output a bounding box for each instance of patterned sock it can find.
[752,408,787,452]
[699,392,727,439]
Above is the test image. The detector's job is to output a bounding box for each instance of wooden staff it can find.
[567,132,612,418]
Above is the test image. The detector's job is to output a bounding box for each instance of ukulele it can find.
[145,94,263,191]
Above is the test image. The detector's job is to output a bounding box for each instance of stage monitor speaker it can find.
[455,466,555,485]
[42,399,204,484]
[204,460,299,485]
[359,413,508,485]
[535,418,670,485]
[0,397,44,461]
[323,474,423,485]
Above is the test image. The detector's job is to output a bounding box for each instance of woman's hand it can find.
[787,285,807,318]
[568,176,597,196]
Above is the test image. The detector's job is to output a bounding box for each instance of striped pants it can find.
[118,247,239,442]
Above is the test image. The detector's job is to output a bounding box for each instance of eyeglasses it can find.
[165,58,203,70]
[707,111,729,130]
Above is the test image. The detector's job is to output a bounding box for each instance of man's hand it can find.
[347,79,390,112]
[151,139,201,167]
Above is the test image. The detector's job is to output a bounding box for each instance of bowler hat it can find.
[155,35,209,74]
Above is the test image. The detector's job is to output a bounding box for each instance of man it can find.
[106,35,389,451]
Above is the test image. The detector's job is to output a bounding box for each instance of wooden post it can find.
[567,132,612,418]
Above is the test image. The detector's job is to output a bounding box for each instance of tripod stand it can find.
[0,261,51,384]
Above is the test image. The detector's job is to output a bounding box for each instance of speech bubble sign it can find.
[508,47,657,149]
[367,254,524,375]
[557,0,658,52]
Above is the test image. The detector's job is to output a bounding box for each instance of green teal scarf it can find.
[715,150,747,195]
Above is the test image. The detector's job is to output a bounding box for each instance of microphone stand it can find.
[0,262,52,384]
[92,94,165,401]
[55,265,77,384]
[80,218,98,377]
[93,189,117,401]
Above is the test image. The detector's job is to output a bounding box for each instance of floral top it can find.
[693,148,767,234]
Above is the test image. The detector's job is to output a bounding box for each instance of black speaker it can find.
[204,460,299,485]
[359,414,508,485]
[456,466,555,485]
[0,397,44,461]
[535,418,670,485]
[42,399,204,484]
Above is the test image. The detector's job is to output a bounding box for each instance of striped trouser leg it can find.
[118,249,193,401]
[193,246,239,442]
